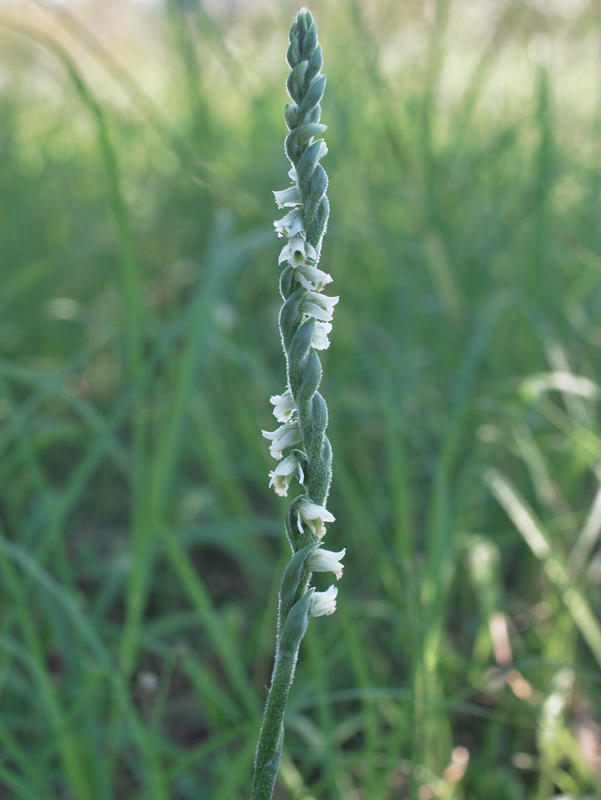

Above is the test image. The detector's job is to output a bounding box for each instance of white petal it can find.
[273,186,301,208]
[278,242,294,265]
[270,391,296,422]
[312,321,332,351]
[268,454,304,497]
[269,430,301,459]
[309,547,346,580]
[295,265,333,292]
[302,301,334,322]
[279,234,309,266]
[274,208,304,238]
[310,585,338,617]
[262,422,301,460]
[269,471,291,496]
[297,498,335,540]
[301,292,340,322]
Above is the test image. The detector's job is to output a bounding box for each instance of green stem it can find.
[251,590,313,800]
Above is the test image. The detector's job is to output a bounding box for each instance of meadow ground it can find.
[1,0,601,798]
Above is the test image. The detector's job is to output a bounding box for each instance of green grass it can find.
[1,0,601,798]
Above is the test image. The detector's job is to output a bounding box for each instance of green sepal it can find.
[298,74,325,120]
[301,22,317,61]
[279,265,296,299]
[292,347,322,408]
[303,163,328,225]
[306,104,321,125]
[287,317,314,374]
[287,61,308,103]
[306,43,323,83]
[294,10,310,38]
[297,121,327,147]
[297,138,325,191]
[284,103,299,131]
[276,588,315,661]
[305,195,329,250]
[307,433,332,507]
[279,289,305,351]
[286,38,301,68]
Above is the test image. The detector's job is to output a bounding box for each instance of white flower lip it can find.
[274,186,301,208]
[278,234,317,267]
[311,320,332,351]
[308,547,346,580]
[296,498,335,540]
[268,455,305,497]
[262,421,302,460]
[270,390,296,423]
[301,291,339,322]
[309,585,338,617]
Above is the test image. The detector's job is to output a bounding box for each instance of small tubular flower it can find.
[273,186,301,208]
[268,454,305,497]
[274,208,304,238]
[270,390,296,422]
[294,264,333,292]
[296,498,335,540]
[309,585,338,617]
[262,421,302,460]
[301,291,339,322]
[311,320,332,351]
[308,547,346,580]
[278,234,317,266]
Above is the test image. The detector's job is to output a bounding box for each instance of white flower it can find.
[274,186,301,208]
[268,455,305,497]
[294,264,333,292]
[308,547,345,580]
[309,585,338,617]
[316,140,328,161]
[296,498,335,540]
[262,421,302,460]
[278,234,317,266]
[270,390,296,423]
[311,320,332,351]
[288,166,298,182]
[301,292,340,322]
[274,208,304,238]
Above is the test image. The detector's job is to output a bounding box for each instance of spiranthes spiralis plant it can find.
[250,9,344,800]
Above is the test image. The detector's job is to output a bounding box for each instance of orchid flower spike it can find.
[252,12,346,800]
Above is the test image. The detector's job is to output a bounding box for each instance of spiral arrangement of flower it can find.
[251,10,345,800]
[263,5,341,572]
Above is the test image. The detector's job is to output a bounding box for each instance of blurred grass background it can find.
[1,0,601,797]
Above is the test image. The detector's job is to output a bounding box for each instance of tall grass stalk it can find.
[250,10,345,799]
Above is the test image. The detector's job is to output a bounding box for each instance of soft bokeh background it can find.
[2,0,601,798]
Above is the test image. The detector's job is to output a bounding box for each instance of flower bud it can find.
[285,103,299,130]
